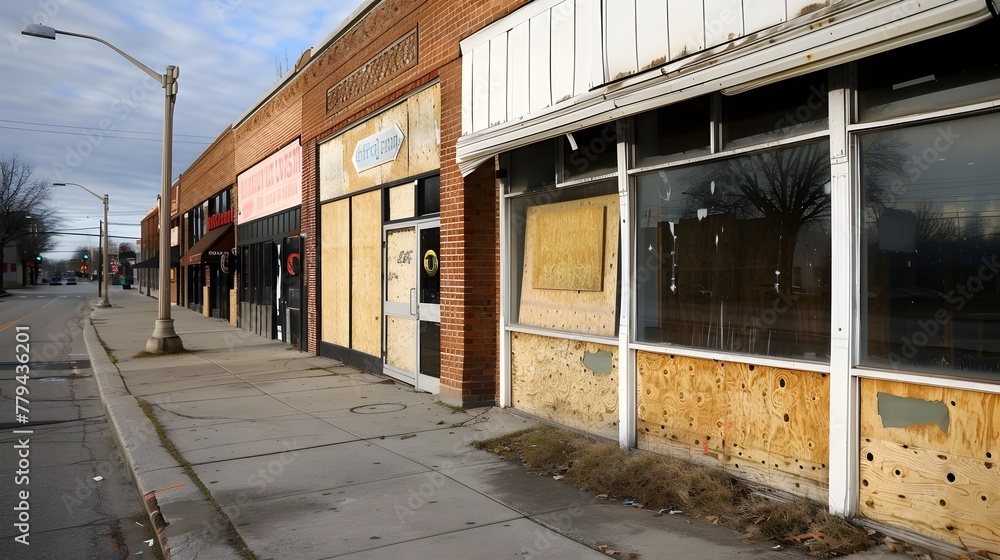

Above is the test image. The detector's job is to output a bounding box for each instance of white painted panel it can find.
[529,11,553,113]
[472,44,491,133]
[605,0,638,80]
[786,0,825,22]
[462,53,473,134]
[489,34,508,126]
[668,0,706,59]
[704,0,744,48]
[574,0,601,94]
[743,0,786,35]
[509,22,531,121]
[551,0,576,103]
[635,0,669,71]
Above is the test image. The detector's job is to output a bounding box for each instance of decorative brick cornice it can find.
[326,28,418,114]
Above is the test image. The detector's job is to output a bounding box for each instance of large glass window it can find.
[561,122,618,182]
[721,71,829,149]
[635,139,832,359]
[634,95,711,168]
[858,18,1000,122]
[859,111,1000,376]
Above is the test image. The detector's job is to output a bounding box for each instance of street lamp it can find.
[24,23,183,352]
[53,182,110,308]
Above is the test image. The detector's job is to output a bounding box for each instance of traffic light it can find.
[35,254,41,262]
[82,252,89,261]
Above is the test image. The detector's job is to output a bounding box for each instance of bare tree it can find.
[17,214,56,285]
[0,153,54,292]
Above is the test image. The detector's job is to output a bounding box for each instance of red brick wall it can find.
[176,127,234,214]
[301,136,318,353]
[294,0,526,404]
[163,0,528,404]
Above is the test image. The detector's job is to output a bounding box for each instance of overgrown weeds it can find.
[474,426,874,558]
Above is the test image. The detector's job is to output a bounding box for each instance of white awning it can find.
[457,0,993,176]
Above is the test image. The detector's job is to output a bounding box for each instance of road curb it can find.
[83,309,242,560]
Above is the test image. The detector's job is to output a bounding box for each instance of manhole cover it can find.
[350,403,407,414]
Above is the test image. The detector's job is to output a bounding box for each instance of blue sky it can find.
[1,0,360,261]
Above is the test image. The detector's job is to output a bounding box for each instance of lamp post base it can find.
[146,319,184,353]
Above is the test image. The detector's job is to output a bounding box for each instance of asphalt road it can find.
[0,282,162,559]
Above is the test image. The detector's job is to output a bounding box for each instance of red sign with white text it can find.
[237,140,302,223]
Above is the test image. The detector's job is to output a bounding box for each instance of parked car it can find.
[65,276,77,285]
[49,277,62,285]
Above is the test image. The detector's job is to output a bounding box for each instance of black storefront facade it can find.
[181,211,235,321]
[181,187,236,320]
[236,139,307,350]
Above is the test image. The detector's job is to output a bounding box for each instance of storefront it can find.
[458,0,1000,554]
[181,199,235,320]
[318,83,442,391]
[237,139,306,349]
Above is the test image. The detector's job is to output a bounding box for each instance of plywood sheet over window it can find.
[385,316,415,374]
[637,352,830,501]
[859,379,1000,556]
[388,183,416,221]
[319,84,440,201]
[519,193,618,336]
[511,331,618,438]
[528,203,606,291]
[320,200,350,347]
[351,190,382,357]
[386,227,415,303]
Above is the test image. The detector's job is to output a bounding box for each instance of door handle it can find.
[410,288,418,316]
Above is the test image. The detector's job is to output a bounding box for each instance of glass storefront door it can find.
[384,219,440,392]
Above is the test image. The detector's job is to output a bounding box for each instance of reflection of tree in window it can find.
[690,142,831,292]
[860,112,1000,375]
[636,140,833,359]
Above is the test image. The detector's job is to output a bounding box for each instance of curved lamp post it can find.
[53,182,110,308]
[24,23,183,352]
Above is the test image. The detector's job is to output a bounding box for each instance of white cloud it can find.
[1,0,358,260]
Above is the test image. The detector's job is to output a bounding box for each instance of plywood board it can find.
[859,378,1000,555]
[375,102,410,186]
[341,118,380,194]
[637,351,830,500]
[321,201,350,347]
[388,183,415,221]
[336,86,439,195]
[407,84,440,175]
[511,332,618,438]
[528,202,606,291]
[319,137,346,201]
[386,227,415,304]
[518,194,619,336]
[385,315,415,374]
[351,190,382,357]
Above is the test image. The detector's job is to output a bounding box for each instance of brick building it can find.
[144,0,1000,554]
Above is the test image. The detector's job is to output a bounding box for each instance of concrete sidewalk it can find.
[84,289,900,560]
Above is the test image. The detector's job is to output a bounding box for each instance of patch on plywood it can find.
[583,350,614,375]
[877,392,949,434]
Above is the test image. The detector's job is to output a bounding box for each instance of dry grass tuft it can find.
[475,425,874,558]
